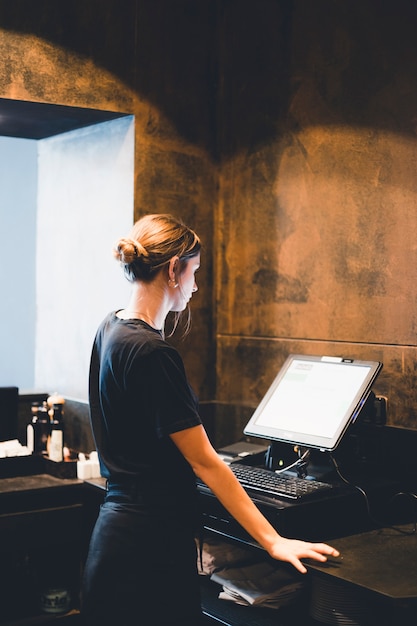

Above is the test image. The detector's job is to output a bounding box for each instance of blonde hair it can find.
[113,213,201,283]
[113,214,201,336]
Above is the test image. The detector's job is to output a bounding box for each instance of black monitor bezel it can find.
[243,355,383,452]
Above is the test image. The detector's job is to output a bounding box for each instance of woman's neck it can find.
[120,279,169,330]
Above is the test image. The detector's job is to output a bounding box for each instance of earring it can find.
[168,279,178,288]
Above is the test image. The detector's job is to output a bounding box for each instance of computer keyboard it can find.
[229,463,336,501]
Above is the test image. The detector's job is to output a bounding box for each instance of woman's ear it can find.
[168,256,180,285]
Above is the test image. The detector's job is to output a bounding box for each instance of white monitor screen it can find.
[243,355,382,451]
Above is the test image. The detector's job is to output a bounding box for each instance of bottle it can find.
[27,402,40,454]
[48,403,65,462]
[30,402,50,455]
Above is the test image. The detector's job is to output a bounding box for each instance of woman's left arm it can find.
[170,424,339,574]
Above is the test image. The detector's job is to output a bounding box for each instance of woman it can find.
[81,213,339,626]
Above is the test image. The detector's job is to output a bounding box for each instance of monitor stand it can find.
[265,442,336,482]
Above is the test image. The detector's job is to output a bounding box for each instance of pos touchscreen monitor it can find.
[243,355,382,452]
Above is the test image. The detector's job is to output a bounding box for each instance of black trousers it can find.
[81,493,204,626]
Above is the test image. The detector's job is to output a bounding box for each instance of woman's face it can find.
[172,252,200,311]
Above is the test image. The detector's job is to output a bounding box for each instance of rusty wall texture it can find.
[0,0,218,401]
[1,0,417,431]
[216,0,417,431]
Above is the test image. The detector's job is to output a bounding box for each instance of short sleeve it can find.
[149,345,201,437]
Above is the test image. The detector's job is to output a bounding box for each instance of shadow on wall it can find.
[0,0,219,157]
[1,1,416,155]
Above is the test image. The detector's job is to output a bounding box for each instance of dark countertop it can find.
[85,476,107,490]
[307,525,417,601]
[0,473,81,494]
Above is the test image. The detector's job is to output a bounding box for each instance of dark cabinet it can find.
[0,475,91,626]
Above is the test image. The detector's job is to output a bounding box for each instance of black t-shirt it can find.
[89,311,202,521]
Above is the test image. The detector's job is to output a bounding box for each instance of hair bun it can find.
[113,237,148,264]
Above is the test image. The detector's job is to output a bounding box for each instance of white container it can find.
[39,588,71,614]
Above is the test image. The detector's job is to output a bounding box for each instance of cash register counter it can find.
[195,484,417,625]
[83,472,416,626]
[0,442,416,626]
[192,424,417,626]
[307,525,417,625]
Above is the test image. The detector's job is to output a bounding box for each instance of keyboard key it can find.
[229,464,335,500]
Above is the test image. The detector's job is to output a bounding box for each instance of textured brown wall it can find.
[1,0,417,432]
[216,1,417,429]
[0,0,217,400]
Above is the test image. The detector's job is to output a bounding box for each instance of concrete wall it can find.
[1,1,417,432]
[35,117,134,400]
[0,137,37,388]
[0,120,134,400]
